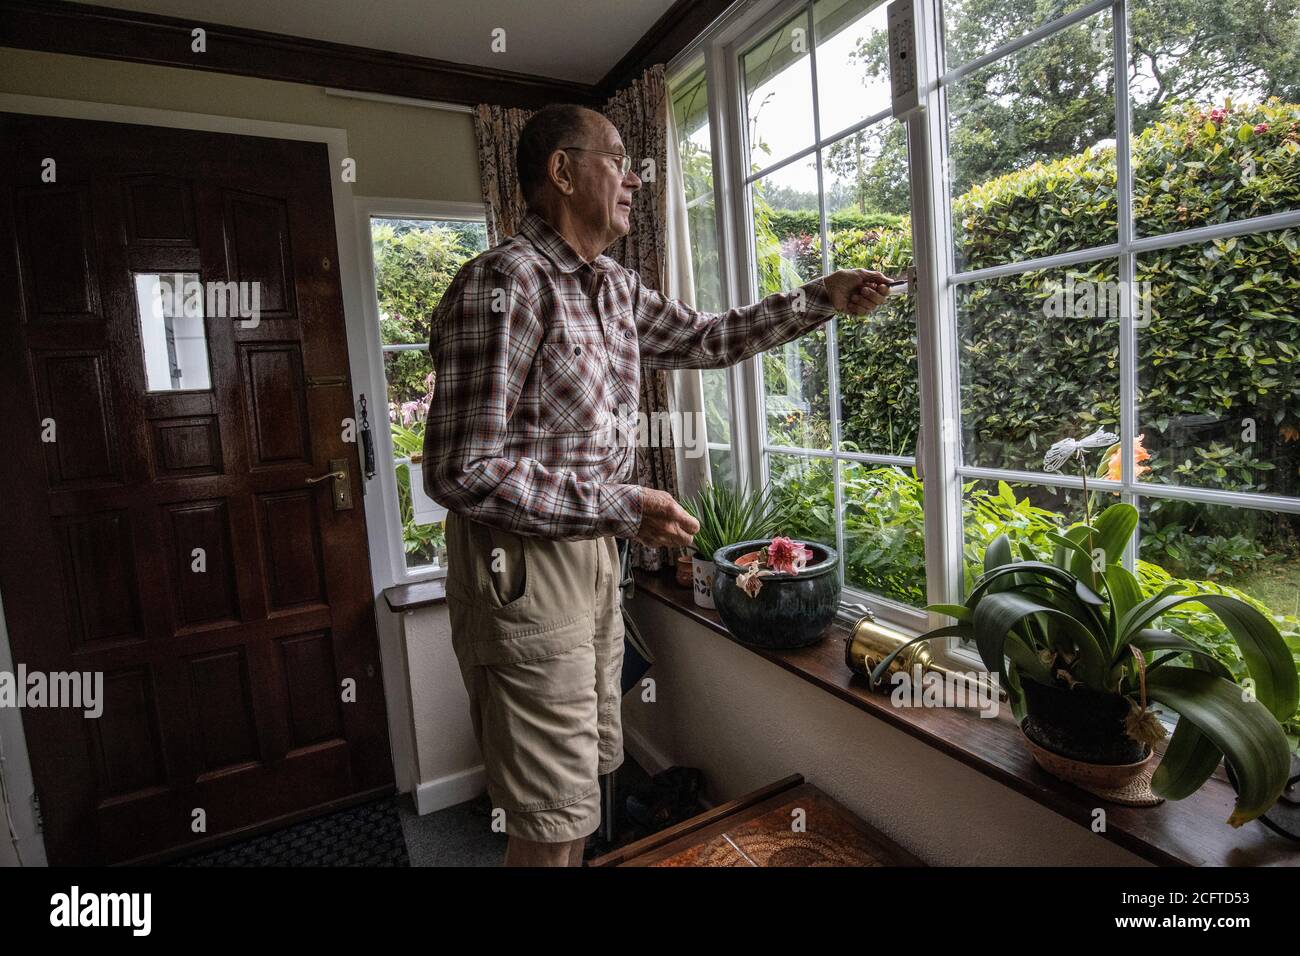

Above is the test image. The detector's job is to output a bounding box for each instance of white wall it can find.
[621,596,1147,866]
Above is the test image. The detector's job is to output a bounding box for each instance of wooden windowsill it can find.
[630,567,1300,868]
[381,579,446,613]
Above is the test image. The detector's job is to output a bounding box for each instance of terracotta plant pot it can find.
[675,553,693,587]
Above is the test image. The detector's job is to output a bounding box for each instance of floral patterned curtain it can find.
[470,65,680,571]
[471,103,532,244]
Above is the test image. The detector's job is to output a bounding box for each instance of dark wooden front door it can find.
[0,114,393,865]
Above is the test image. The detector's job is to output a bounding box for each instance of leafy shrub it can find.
[769,463,1300,735]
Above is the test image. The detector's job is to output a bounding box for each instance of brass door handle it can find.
[305,459,354,510]
[306,470,346,484]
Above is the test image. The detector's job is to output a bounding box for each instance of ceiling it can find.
[76,0,682,85]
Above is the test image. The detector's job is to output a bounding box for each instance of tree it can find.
[846,0,1300,194]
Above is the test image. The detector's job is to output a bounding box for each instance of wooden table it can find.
[589,774,924,867]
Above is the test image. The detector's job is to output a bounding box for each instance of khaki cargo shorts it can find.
[444,510,625,843]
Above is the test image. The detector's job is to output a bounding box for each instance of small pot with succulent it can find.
[681,482,793,610]
[870,428,1298,827]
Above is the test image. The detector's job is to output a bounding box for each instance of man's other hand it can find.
[635,488,700,549]
[821,268,893,316]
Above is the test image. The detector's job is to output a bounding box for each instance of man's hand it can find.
[820,268,893,316]
[634,488,700,549]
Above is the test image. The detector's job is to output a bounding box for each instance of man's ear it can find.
[547,149,576,197]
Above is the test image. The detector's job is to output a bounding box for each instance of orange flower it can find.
[1281,424,1300,443]
[1106,435,1151,480]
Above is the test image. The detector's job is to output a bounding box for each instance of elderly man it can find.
[423,103,891,867]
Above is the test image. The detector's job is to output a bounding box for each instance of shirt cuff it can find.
[597,482,644,539]
[799,277,839,319]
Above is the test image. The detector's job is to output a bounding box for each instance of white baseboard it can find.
[412,765,486,816]
[411,723,681,818]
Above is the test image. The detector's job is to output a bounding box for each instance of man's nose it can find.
[624,169,642,190]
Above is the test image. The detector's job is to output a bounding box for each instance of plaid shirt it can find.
[422,211,837,540]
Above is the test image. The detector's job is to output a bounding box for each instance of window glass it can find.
[370,217,488,573]
[743,12,817,170]
[134,272,211,392]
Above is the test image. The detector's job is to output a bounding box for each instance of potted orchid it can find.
[869,428,1297,826]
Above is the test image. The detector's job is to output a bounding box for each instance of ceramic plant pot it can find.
[692,556,717,609]
[710,539,841,649]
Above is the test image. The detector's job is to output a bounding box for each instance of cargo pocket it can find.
[447,530,599,668]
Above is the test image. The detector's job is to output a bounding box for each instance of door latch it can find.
[306,458,353,511]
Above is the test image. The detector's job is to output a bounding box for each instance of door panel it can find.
[0,113,394,865]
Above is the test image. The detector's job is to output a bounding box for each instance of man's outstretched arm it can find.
[631,268,893,370]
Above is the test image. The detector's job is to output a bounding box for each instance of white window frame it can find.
[354,196,489,588]
[671,0,1300,666]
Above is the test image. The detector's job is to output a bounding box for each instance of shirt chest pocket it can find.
[540,337,609,433]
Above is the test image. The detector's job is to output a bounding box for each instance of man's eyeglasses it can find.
[559,146,633,176]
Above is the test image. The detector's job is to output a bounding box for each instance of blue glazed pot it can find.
[711,539,841,649]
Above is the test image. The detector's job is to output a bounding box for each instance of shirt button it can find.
[574,346,582,355]
[624,330,632,339]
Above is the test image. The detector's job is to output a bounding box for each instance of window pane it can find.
[942,0,1096,68]
[702,367,731,444]
[824,123,917,457]
[1130,0,1300,238]
[841,461,926,604]
[961,478,1117,597]
[1136,228,1300,496]
[687,196,723,310]
[824,120,910,223]
[813,0,891,138]
[372,218,488,348]
[765,329,832,451]
[1138,498,1300,719]
[751,157,831,451]
[370,216,486,578]
[397,461,447,571]
[672,66,714,203]
[385,348,434,448]
[134,272,211,392]
[752,156,821,294]
[743,11,816,170]
[708,447,736,489]
[768,453,837,546]
[958,261,1121,472]
[948,10,1116,272]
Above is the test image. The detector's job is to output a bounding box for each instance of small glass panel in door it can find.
[134,272,212,391]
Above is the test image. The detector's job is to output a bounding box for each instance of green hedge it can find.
[763,99,1300,512]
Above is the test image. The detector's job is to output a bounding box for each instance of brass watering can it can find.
[843,603,1006,700]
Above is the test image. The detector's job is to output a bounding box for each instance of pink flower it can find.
[737,567,766,598]
[1209,107,1228,123]
[1254,123,1269,134]
[767,536,813,574]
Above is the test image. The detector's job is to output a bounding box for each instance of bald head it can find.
[516,104,607,209]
